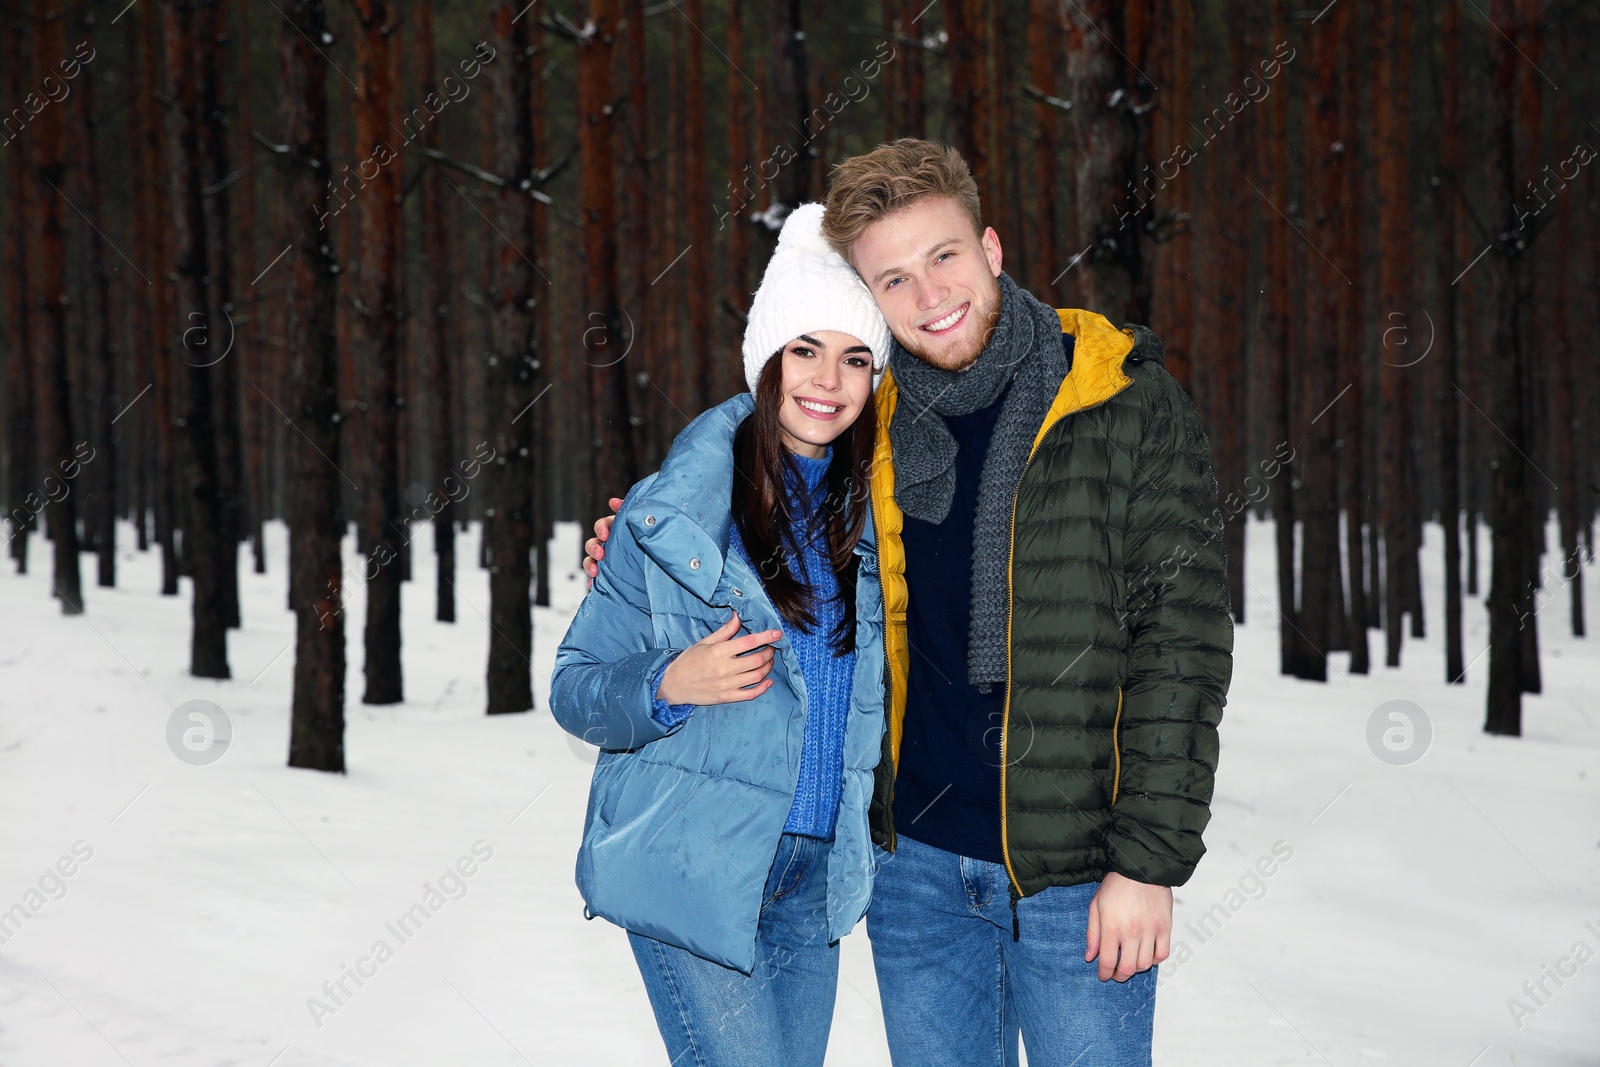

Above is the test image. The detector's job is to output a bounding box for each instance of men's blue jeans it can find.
[867,833,1158,1067]
[629,833,839,1067]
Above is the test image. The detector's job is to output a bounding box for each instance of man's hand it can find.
[582,497,624,589]
[1084,871,1172,982]
[658,613,783,705]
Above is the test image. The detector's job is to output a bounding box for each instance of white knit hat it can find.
[741,202,893,393]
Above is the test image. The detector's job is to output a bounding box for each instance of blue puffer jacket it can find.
[551,393,887,974]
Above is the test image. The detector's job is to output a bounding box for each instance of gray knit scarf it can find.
[887,271,1069,691]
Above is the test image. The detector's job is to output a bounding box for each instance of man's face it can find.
[849,196,1003,372]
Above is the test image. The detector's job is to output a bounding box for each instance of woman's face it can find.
[774,330,873,458]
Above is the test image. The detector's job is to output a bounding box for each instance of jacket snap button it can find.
[689,558,701,569]
[643,514,656,526]
[731,587,743,596]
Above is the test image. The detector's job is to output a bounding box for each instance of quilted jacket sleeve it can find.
[550,478,688,752]
[1108,365,1234,886]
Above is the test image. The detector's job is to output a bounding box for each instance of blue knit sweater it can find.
[649,448,855,840]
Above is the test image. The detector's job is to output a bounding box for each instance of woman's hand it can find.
[658,612,783,705]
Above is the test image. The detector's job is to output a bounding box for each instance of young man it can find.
[585,139,1232,1067]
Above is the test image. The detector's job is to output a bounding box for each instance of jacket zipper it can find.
[999,375,1136,913]
[867,488,898,853]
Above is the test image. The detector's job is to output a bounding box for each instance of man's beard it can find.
[897,276,1002,372]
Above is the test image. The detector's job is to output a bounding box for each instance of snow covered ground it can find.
[1,515,1596,1066]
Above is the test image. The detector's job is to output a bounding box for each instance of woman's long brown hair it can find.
[731,351,877,655]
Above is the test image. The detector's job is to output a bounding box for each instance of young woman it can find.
[551,203,892,1067]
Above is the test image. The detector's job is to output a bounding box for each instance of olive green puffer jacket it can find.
[867,308,1233,897]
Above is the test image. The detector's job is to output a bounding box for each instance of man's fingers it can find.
[1134,931,1156,976]
[1084,897,1101,963]
[583,556,598,580]
[1099,937,1120,982]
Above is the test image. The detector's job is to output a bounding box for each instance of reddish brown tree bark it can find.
[945,0,995,221]
[483,1,540,717]
[1337,4,1370,674]
[351,0,405,704]
[281,0,347,772]
[683,0,714,407]
[1374,0,1416,668]
[1061,0,1147,326]
[577,0,637,516]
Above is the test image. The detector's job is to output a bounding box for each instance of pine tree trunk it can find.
[282,0,347,773]
[135,5,181,597]
[1436,0,1465,680]
[415,0,459,623]
[351,0,405,705]
[1061,0,1144,325]
[945,0,994,224]
[1155,0,1192,389]
[483,0,538,717]
[164,0,231,670]
[578,0,637,517]
[767,0,811,209]
[530,11,553,608]
[725,0,751,320]
[1337,2,1370,674]
[1027,0,1063,304]
[1374,0,1414,668]
[32,0,84,614]
[76,13,118,590]
[238,0,268,578]
[1483,0,1539,736]
[684,0,713,409]
[4,18,38,575]
[1261,0,1299,674]
[199,0,244,630]
[1297,0,1347,682]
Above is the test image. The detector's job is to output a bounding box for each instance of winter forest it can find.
[2,0,1598,1063]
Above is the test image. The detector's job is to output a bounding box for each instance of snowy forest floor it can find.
[1,516,1597,1066]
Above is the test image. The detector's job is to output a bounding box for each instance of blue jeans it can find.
[867,834,1157,1067]
[629,833,840,1067]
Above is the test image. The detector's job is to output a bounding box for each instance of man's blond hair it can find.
[821,139,983,265]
